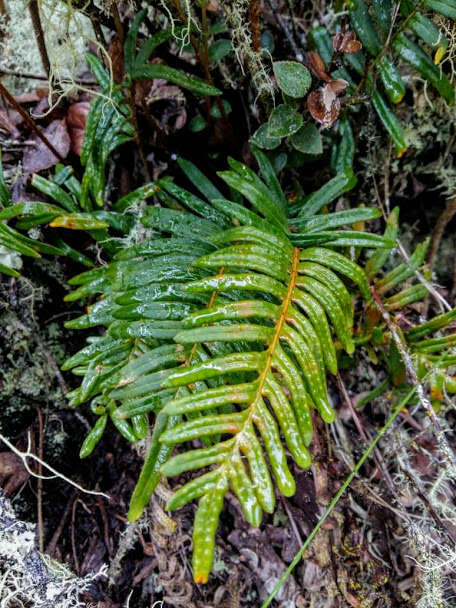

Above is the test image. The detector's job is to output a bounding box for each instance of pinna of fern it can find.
[357,207,456,411]
[64,148,393,583]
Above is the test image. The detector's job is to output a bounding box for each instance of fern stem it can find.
[261,385,417,608]
[236,247,299,437]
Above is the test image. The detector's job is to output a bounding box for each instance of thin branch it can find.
[428,196,456,271]
[0,66,97,85]
[0,431,110,499]
[0,81,65,161]
[36,407,44,553]
[249,0,261,53]
[110,3,151,181]
[267,0,303,61]
[28,0,51,78]
[261,387,417,608]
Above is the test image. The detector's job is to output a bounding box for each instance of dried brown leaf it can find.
[0,452,29,494]
[67,101,90,156]
[0,109,20,136]
[326,78,349,95]
[307,51,331,82]
[22,118,70,173]
[333,30,362,54]
[307,87,340,127]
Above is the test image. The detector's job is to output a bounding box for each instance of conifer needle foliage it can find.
[64,145,393,582]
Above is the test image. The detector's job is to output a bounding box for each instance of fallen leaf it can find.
[67,101,90,156]
[13,91,42,104]
[22,118,70,173]
[0,452,29,494]
[0,109,20,136]
[146,81,184,104]
[307,51,331,82]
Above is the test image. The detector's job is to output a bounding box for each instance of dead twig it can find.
[0,81,65,161]
[28,0,51,78]
[46,490,77,557]
[337,373,401,503]
[111,3,151,181]
[249,0,261,52]
[428,195,456,272]
[36,407,44,553]
[0,66,97,86]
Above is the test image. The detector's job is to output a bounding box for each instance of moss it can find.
[0,273,73,435]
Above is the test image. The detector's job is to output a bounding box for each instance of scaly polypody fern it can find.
[64,145,393,582]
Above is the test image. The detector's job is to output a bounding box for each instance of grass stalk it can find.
[261,385,417,608]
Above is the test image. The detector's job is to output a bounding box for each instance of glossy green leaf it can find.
[273,61,312,98]
[294,168,357,220]
[290,123,323,155]
[132,64,221,96]
[250,123,282,150]
[267,104,303,138]
[208,39,232,62]
[393,33,454,104]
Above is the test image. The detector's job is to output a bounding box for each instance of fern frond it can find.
[119,153,387,583]
[64,150,390,583]
[361,208,456,411]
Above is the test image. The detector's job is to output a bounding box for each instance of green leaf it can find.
[124,9,146,75]
[371,87,407,157]
[208,39,232,62]
[85,53,112,92]
[332,118,355,173]
[349,0,382,56]
[210,99,232,118]
[135,28,188,66]
[302,207,381,232]
[290,123,323,155]
[32,175,78,212]
[426,0,456,19]
[295,168,357,220]
[132,64,221,96]
[190,115,207,132]
[273,61,312,98]
[267,104,303,138]
[379,56,405,104]
[80,414,108,458]
[177,158,223,202]
[308,26,333,65]
[0,261,20,277]
[0,201,62,221]
[393,33,454,104]
[0,152,11,207]
[250,124,282,150]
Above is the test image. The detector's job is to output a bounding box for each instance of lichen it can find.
[0,0,94,97]
[0,491,105,607]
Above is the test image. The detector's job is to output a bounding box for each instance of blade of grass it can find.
[261,385,417,608]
